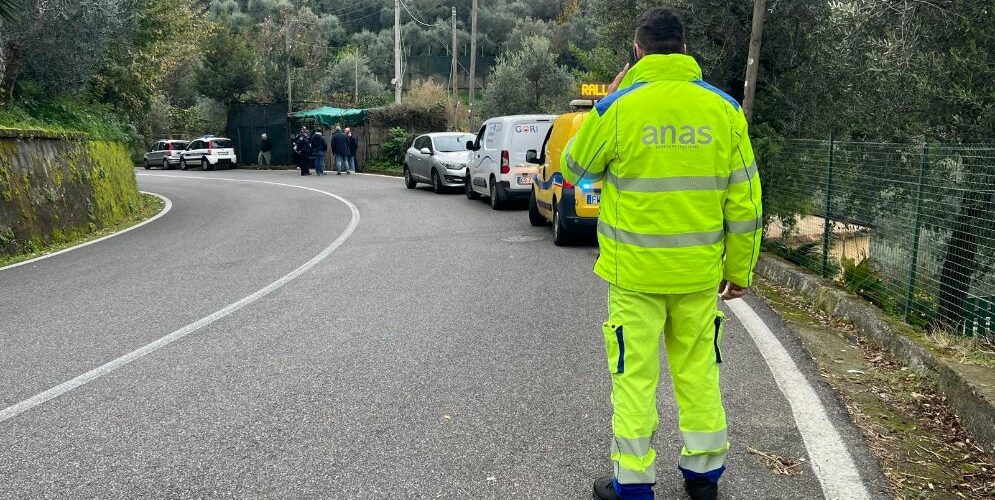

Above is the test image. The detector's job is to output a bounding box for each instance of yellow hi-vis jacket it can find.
[563,54,762,294]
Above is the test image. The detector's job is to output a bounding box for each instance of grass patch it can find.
[0,192,164,268]
[362,161,403,177]
[755,279,995,499]
[0,98,132,143]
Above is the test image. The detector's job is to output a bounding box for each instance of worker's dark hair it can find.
[635,7,687,55]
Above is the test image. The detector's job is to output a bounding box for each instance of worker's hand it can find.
[719,281,749,301]
[606,63,630,95]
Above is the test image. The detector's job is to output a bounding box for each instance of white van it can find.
[465,114,555,209]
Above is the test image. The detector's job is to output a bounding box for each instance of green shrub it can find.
[841,258,895,311]
[765,240,840,277]
[380,127,413,166]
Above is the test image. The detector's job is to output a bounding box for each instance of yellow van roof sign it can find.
[580,83,610,99]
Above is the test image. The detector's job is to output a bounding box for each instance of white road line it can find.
[0,176,360,424]
[726,298,871,500]
[0,191,172,273]
[355,172,403,180]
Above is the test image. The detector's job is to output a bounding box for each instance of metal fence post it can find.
[904,141,929,321]
[822,132,835,278]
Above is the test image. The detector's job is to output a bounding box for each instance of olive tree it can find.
[481,36,575,117]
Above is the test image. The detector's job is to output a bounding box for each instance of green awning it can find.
[290,106,367,127]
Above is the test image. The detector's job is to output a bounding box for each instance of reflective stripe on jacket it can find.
[562,54,762,294]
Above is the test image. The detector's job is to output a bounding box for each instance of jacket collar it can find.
[619,54,703,90]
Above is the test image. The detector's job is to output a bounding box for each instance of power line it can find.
[398,0,442,28]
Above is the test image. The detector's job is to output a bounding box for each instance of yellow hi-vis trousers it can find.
[603,284,730,486]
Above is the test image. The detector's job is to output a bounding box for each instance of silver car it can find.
[143,140,190,170]
[403,132,476,193]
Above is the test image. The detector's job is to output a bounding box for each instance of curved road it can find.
[1,169,888,499]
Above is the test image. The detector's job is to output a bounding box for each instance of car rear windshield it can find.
[434,134,475,152]
[211,139,233,148]
[510,121,552,152]
[171,141,189,149]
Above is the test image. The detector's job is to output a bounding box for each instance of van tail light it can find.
[168,143,173,154]
[500,150,510,174]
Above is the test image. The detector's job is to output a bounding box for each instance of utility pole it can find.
[742,0,767,122]
[468,0,478,128]
[451,5,458,127]
[285,10,292,115]
[354,52,359,105]
[394,0,402,103]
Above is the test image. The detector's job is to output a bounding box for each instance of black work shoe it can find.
[684,478,718,500]
[593,476,620,500]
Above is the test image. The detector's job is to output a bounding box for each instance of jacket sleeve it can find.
[561,106,616,186]
[723,110,763,287]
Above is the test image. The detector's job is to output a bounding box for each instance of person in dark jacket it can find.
[345,127,359,173]
[331,126,351,175]
[258,133,272,167]
[310,129,328,175]
[294,128,312,175]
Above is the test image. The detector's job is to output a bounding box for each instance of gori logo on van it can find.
[515,124,539,134]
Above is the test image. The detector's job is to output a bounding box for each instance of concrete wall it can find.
[0,129,141,257]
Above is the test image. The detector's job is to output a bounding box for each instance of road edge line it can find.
[726,297,871,500]
[0,177,360,424]
[0,191,172,273]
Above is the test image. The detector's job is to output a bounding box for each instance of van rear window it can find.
[211,139,233,149]
[510,122,552,152]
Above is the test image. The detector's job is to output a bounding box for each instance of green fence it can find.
[763,139,995,338]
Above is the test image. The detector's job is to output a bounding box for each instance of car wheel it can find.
[432,169,444,194]
[162,159,170,170]
[180,159,188,171]
[552,200,573,246]
[529,188,546,227]
[143,160,151,170]
[465,174,480,200]
[489,178,504,210]
[404,165,417,189]
[202,158,212,171]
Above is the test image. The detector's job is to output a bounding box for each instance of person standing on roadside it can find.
[258,133,272,167]
[345,127,359,173]
[563,7,762,500]
[331,126,351,175]
[294,128,312,176]
[311,129,328,175]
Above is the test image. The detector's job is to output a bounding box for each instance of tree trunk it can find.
[0,41,20,104]
[934,186,994,330]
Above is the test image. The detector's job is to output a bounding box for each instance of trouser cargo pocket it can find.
[602,323,625,374]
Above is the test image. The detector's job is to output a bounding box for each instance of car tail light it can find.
[500,150,510,174]
[208,141,212,153]
[563,179,574,189]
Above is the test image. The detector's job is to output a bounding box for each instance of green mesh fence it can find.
[763,139,995,339]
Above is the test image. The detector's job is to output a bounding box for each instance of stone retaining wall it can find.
[0,129,141,256]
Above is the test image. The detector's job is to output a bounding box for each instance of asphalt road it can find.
[0,169,890,499]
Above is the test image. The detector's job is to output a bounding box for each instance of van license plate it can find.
[586,194,600,205]
[517,175,532,185]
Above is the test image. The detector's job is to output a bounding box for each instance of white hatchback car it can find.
[179,136,238,171]
[465,114,555,209]
[403,132,476,193]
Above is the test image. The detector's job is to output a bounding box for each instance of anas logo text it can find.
[641,125,713,146]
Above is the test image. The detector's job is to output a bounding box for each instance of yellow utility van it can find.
[526,106,602,245]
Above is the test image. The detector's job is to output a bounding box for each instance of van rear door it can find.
[506,117,554,189]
